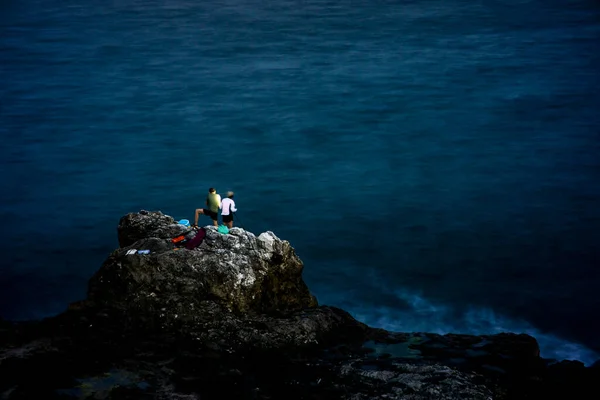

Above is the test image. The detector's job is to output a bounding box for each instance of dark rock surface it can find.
[93,211,317,315]
[1,210,598,400]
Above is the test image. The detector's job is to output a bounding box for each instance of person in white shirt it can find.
[221,191,237,229]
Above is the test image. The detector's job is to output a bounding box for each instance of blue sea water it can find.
[1,0,599,364]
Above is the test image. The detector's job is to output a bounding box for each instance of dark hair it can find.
[209,187,215,193]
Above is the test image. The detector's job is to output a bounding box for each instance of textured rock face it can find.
[336,362,493,400]
[117,210,180,248]
[93,210,317,315]
[1,210,599,400]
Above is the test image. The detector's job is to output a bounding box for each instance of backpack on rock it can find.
[185,227,207,250]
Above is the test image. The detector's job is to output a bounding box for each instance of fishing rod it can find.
[233,212,244,229]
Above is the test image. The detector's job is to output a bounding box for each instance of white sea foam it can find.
[327,288,599,366]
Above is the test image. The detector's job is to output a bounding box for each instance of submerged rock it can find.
[1,210,598,400]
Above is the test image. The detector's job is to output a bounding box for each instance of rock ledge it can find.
[1,211,598,400]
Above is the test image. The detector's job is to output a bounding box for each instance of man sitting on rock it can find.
[221,191,237,229]
[194,187,221,227]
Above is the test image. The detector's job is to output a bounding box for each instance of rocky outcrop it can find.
[91,210,317,315]
[1,210,599,400]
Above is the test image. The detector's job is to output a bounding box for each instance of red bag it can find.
[172,235,186,243]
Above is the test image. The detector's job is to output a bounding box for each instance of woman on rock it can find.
[220,191,237,229]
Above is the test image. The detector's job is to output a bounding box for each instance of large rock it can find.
[1,210,599,400]
[92,211,317,315]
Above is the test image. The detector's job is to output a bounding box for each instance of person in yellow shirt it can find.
[194,187,221,227]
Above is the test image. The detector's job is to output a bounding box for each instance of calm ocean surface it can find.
[1,0,599,364]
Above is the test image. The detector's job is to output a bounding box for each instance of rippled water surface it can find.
[1,0,599,364]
